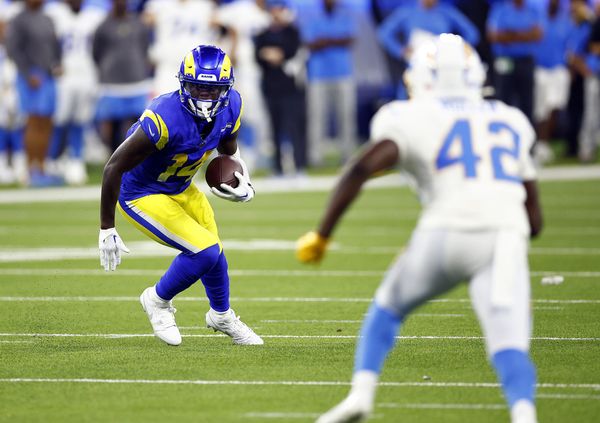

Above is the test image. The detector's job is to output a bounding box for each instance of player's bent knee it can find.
[185,243,222,276]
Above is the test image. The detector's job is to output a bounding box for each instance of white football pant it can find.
[375,228,532,356]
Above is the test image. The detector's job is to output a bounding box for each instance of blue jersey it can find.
[120,90,242,201]
[535,12,573,69]
[378,4,479,60]
[487,2,542,58]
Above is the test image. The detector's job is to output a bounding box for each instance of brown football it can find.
[205,155,243,190]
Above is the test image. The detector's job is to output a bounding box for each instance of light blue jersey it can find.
[120,90,242,201]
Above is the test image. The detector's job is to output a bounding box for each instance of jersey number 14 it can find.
[436,119,521,183]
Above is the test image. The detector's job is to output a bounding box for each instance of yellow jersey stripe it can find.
[232,96,243,134]
[141,109,169,150]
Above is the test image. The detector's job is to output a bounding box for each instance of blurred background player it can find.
[565,0,594,160]
[532,0,573,166]
[142,0,222,96]
[579,1,600,163]
[99,45,263,346]
[254,0,307,178]
[487,0,543,125]
[298,0,358,167]
[46,0,106,185]
[92,0,152,153]
[213,0,271,173]
[297,34,543,423]
[0,0,26,185]
[377,0,480,100]
[5,0,62,186]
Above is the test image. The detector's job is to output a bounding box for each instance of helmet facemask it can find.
[179,78,232,121]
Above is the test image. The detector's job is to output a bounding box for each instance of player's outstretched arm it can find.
[212,133,255,203]
[99,126,155,271]
[296,139,400,264]
[523,180,543,238]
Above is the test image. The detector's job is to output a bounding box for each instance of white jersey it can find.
[145,0,218,93]
[214,0,269,81]
[0,0,22,128]
[45,3,106,83]
[371,98,537,236]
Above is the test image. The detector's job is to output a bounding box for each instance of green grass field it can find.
[0,179,599,422]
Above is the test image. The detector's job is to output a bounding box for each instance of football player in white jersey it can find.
[296,34,543,423]
[213,0,271,172]
[0,0,26,185]
[143,0,222,96]
[45,0,106,185]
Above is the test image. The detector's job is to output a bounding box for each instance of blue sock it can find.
[492,349,536,407]
[48,125,65,160]
[354,303,403,373]
[10,127,24,152]
[155,244,221,301]
[68,124,84,159]
[201,252,230,312]
[0,128,7,151]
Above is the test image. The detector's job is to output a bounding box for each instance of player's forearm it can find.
[217,130,238,156]
[317,165,369,238]
[524,180,543,238]
[100,162,123,229]
[318,140,400,237]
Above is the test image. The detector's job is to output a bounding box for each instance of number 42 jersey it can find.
[371,98,537,237]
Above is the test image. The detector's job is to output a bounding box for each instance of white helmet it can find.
[404,33,485,99]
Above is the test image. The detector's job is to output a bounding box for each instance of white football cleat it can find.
[205,308,264,345]
[0,166,15,185]
[511,400,537,423]
[64,159,88,186]
[140,287,182,346]
[316,393,373,423]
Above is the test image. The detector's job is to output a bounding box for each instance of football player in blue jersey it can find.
[98,45,263,346]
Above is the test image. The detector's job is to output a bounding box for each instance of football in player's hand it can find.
[205,155,243,189]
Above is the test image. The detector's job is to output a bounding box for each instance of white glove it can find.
[210,170,255,202]
[99,228,130,271]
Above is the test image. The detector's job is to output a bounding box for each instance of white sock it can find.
[151,286,168,303]
[350,370,378,400]
[0,152,8,167]
[511,399,537,423]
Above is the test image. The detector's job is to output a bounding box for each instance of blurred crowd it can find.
[0,0,599,187]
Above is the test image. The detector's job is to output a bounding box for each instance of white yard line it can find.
[0,268,382,277]
[0,296,599,304]
[0,242,600,263]
[1,165,598,204]
[0,332,597,342]
[1,268,600,278]
[0,378,598,390]
[243,412,322,419]
[259,315,465,323]
[537,393,600,400]
[378,402,505,410]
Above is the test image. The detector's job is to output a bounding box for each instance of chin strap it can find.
[200,102,212,122]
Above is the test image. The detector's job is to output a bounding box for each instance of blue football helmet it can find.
[177,45,235,120]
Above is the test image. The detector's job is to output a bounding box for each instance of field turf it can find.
[0,179,599,422]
